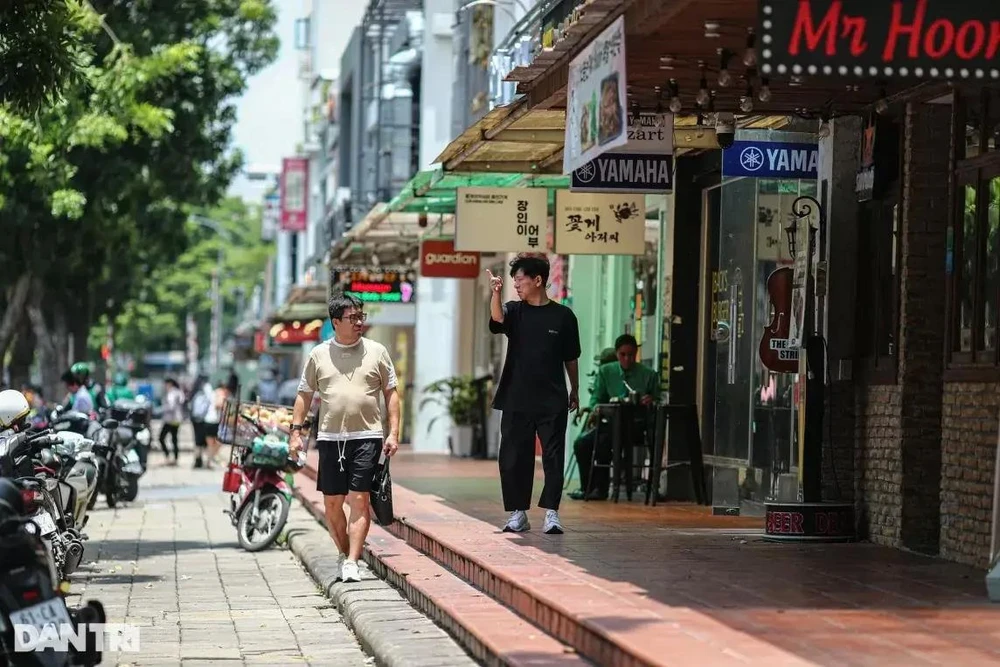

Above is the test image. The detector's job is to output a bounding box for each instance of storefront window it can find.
[959,183,977,352]
[985,178,1000,351]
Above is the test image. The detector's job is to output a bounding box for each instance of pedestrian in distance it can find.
[487,254,581,535]
[290,292,401,583]
[158,378,185,465]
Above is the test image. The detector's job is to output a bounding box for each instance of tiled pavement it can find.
[65,433,371,666]
[331,450,1000,667]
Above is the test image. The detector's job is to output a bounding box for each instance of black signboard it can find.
[760,1,1000,80]
[330,269,417,304]
[764,502,856,542]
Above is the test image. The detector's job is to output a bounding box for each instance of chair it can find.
[586,403,656,503]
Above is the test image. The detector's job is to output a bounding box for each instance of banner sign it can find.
[759,0,1000,80]
[563,16,628,175]
[722,140,818,180]
[553,191,646,256]
[331,269,415,304]
[455,187,549,252]
[280,157,308,232]
[571,112,674,193]
[419,238,480,279]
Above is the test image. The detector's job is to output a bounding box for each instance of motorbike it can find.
[222,442,302,552]
[1,431,89,579]
[0,477,104,667]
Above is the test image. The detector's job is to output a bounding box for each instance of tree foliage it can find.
[0,0,279,392]
[103,197,273,357]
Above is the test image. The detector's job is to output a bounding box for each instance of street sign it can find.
[570,112,674,194]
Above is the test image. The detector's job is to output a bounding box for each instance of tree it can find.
[0,1,278,394]
[0,0,89,112]
[102,197,273,361]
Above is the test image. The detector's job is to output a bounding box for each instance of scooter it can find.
[0,478,104,667]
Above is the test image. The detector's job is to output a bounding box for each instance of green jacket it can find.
[589,361,660,408]
[105,384,135,403]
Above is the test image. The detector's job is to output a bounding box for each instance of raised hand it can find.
[486,269,503,293]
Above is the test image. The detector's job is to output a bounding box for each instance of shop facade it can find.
[447,0,1000,570]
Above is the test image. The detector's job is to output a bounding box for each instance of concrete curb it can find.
[283,493,478,667]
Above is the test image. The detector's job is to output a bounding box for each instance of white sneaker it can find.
[502,510,530,533]
[334,553,345,581]
[341,559,361,583]
[543,510,564,534]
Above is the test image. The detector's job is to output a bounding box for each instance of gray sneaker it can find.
[542,510,564,534]
[502,510,530,533]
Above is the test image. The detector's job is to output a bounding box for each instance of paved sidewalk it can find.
[65,435,371,666]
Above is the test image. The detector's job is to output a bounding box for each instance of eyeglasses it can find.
[343,312,367,324]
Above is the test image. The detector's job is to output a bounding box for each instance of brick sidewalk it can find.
[349,450,1000,667]
[66,437,370,666]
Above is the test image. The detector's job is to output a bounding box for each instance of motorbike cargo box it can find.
[111,399,152,425]
[250,435,289,469]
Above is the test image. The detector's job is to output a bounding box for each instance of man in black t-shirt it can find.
[487,255,581,535]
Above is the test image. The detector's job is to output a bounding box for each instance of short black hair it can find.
[61,370,78,385]
[329,291,363,321]
[508,254,550,284]
[615,334,638,351]
[165,378,178,388]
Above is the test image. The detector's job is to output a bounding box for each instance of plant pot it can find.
[449,425,474,458]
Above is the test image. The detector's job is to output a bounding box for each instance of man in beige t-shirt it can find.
[291,293,400,583]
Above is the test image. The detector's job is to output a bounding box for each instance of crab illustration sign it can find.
[553,191,647,255]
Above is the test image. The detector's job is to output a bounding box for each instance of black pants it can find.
[499,410,568,512]
[159,423,180,459]
[573,428,611,497]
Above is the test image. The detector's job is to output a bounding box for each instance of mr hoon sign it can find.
[722,141,818,180]
[759,1,1000,80]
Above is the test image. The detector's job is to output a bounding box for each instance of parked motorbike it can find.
[0,478,104,667]
[1,430,88,579]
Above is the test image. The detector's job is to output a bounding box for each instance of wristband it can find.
[291,424,303,432]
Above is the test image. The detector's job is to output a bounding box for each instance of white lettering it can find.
[590,158,671,184]
[425,253,477,266]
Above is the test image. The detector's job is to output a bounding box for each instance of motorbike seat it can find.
[0,478,24,516]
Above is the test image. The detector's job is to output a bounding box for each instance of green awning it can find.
[387,169,570,214]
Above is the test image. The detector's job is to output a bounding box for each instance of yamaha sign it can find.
[420,239,481,279]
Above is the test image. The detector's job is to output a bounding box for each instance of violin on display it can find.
[758,266,798,374]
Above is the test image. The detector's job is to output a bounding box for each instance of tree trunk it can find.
[27,282,69,402]
[8,317,36,389]
[0,275,33,379]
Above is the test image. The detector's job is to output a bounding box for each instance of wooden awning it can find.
[435,97,794,174]
[507,0,941,116]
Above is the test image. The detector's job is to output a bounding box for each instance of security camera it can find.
[715,112,736,150]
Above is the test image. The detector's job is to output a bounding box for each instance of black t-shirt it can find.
[489,300,581,413]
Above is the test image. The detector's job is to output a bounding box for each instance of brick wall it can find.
[853,384,902,546]
[896,102,950,555]
[940,383,999,567]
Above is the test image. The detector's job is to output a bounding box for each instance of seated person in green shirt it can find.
[569,334,660,501]
[105,372,135,404]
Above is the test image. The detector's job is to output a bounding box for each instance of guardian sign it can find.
[759,0,1000,80]
[419,239,481,279]
[722,141,818,180]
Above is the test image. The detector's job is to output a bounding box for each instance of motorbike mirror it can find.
[102,419,119,430]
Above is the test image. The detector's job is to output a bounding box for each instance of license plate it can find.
[31,512,57,536]
[8,597,73,632]
[125,450,140,464]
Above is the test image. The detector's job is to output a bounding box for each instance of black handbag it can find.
[370,455,394,526]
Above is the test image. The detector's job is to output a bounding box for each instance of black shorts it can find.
[204,422,219,439]
[192,421,207,448]
[316,439,381,496]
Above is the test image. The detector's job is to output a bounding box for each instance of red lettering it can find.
[841,16,868,57]
[782,512,791,534]
[790,512,804,534]
[350,281,391,293]
[988,22,1000,58]
[924,19,955,59]
[883,0,926,62]
[816,512,829,535]
[789,0,840,56]
[956,21,985,59]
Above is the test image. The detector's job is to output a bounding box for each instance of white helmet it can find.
[0,389,30,430]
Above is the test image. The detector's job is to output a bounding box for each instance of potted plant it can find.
[420,376,483,457]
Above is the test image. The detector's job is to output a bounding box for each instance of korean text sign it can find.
[554,191,646,255]
[455,187,549,252]
[280,157,308,232]
[563,16,628,175]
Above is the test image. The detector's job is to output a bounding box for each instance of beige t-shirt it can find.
[298,337,397,441]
